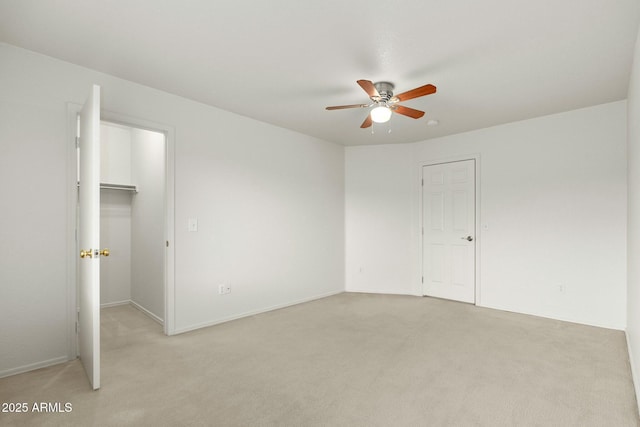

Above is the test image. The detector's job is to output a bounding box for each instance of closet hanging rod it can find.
[76,182,138,192]
[100,183,138,192]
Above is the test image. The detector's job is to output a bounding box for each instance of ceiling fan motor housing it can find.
[374,81,395,103]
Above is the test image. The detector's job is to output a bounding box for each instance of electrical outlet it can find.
[218,284,231,295]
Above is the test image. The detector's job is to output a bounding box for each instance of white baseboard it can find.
[101,299,164,326]
[0,356,69,379]
[174,289,344,335]
[346,288,416,296]
[625,330,640,414]
[129,300,164,326]
[478,301,625,331]
[101,300,130,308]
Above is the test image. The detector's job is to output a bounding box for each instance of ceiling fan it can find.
[326,80,437,128]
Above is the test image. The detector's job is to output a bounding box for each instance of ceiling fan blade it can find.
[360,114,373,128]
[325,104,369,110]
[394,84,437,102]
[357,80,379,98]
[393,105,425,119]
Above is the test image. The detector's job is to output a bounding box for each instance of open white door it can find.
[78,85,101,390]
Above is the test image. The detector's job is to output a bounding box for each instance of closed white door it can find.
[78,84,101,390]
[422,160,476,303]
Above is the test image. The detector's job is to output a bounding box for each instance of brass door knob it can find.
[99,248,110,257]
[80,249,93,258]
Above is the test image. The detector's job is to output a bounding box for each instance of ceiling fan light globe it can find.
[371,106,392,123]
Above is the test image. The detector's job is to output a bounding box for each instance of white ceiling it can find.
[1,0,639,146]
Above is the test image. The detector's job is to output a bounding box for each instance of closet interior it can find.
[99,121,166,324]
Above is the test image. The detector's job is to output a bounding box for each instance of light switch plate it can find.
[188,218,198,232]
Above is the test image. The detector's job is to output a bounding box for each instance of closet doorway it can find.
[68,90,176,389]
[99,121,166,324]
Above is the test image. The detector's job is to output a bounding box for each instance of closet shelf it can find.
[77,182,138,193]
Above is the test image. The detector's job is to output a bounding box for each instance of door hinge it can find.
[75,136,80,148]
[421,276,424,283]
[166,241,169,247]
[421,178,424,186]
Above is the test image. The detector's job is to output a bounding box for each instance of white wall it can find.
[626,24,640,411]
[346,101,627,329]
[0,49,70,375]
[0,43,344,377]
[131,128,165,321]
[345,143,416,294]
[175,114,345,331]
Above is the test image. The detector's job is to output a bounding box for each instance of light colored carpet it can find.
[0,293,638,426]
